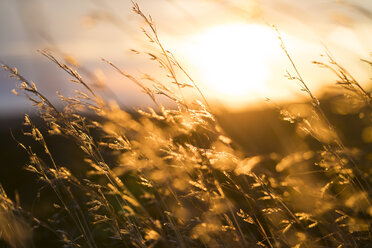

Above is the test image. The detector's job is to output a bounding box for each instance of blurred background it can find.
[1,0,372,116]
[1,0,372,190]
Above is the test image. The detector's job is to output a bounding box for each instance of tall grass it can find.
[1,2,372,247]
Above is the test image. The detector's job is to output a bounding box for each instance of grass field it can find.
[1,2,372,248]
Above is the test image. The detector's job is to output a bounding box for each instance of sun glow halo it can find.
[183,24,279,103]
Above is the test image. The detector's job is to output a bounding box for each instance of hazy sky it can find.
[1,0,372,115]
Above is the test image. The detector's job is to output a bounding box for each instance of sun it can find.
[181,23,280,104]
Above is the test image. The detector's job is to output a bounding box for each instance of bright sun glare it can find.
[183,23,280,103]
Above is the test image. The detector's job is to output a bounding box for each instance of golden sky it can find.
[1,0,372,113]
